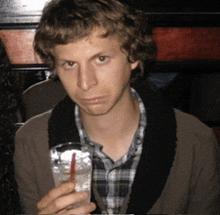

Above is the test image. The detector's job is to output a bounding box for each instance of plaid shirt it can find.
[75,88,146,214]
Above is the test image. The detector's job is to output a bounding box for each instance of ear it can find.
[131,60,139,70]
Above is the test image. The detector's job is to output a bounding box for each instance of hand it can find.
[37,181,96,214]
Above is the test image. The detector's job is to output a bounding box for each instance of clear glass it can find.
[50,142,92,207]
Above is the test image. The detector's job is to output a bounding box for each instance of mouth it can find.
[81,96,107,105]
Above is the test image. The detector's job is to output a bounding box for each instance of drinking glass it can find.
[50,142,93,207]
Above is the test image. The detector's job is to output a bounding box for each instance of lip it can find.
[81,96,107,104]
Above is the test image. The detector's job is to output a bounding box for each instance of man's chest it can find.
[94,133,135,162]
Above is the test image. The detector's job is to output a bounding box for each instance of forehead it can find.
[54,28,123,57]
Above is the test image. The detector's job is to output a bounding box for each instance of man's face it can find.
[54,28,138,117]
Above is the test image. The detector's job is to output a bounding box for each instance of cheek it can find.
[111,64,132,84]
[101,63,130,81]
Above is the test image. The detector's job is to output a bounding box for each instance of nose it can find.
[77,63,98,91]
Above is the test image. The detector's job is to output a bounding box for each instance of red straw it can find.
[70,153,76,181]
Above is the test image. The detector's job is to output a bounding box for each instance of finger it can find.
[38,191,89,214]
[37,182,75,211]
[63,202,96,215]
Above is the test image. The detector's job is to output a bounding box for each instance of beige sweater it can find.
[14,109,220,214]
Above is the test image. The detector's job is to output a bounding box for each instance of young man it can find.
[14,0,220,214]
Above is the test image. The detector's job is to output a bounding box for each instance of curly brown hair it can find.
[34,0,156,80]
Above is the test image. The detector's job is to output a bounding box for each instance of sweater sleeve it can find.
[14,128,40,214]
[13,112,54,215]
[187,125,220,214]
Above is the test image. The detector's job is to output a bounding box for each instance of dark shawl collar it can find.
[48,81,177,214]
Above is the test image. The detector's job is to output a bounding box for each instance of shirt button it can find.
[109,171,114,179]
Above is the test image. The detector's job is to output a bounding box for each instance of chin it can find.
[81,105,113,117]
[84,109,110,116]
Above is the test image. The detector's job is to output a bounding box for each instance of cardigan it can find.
[14,82,220,214]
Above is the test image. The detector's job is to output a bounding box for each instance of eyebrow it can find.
[56,51,113,63]
[89,52,109,60]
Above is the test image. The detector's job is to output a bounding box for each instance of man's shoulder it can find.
[174,109,214,139]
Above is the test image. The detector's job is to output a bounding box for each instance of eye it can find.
[66,61,75,67]
[99,56,106,61]
[63,61,76,69]
[97,56,109,63]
